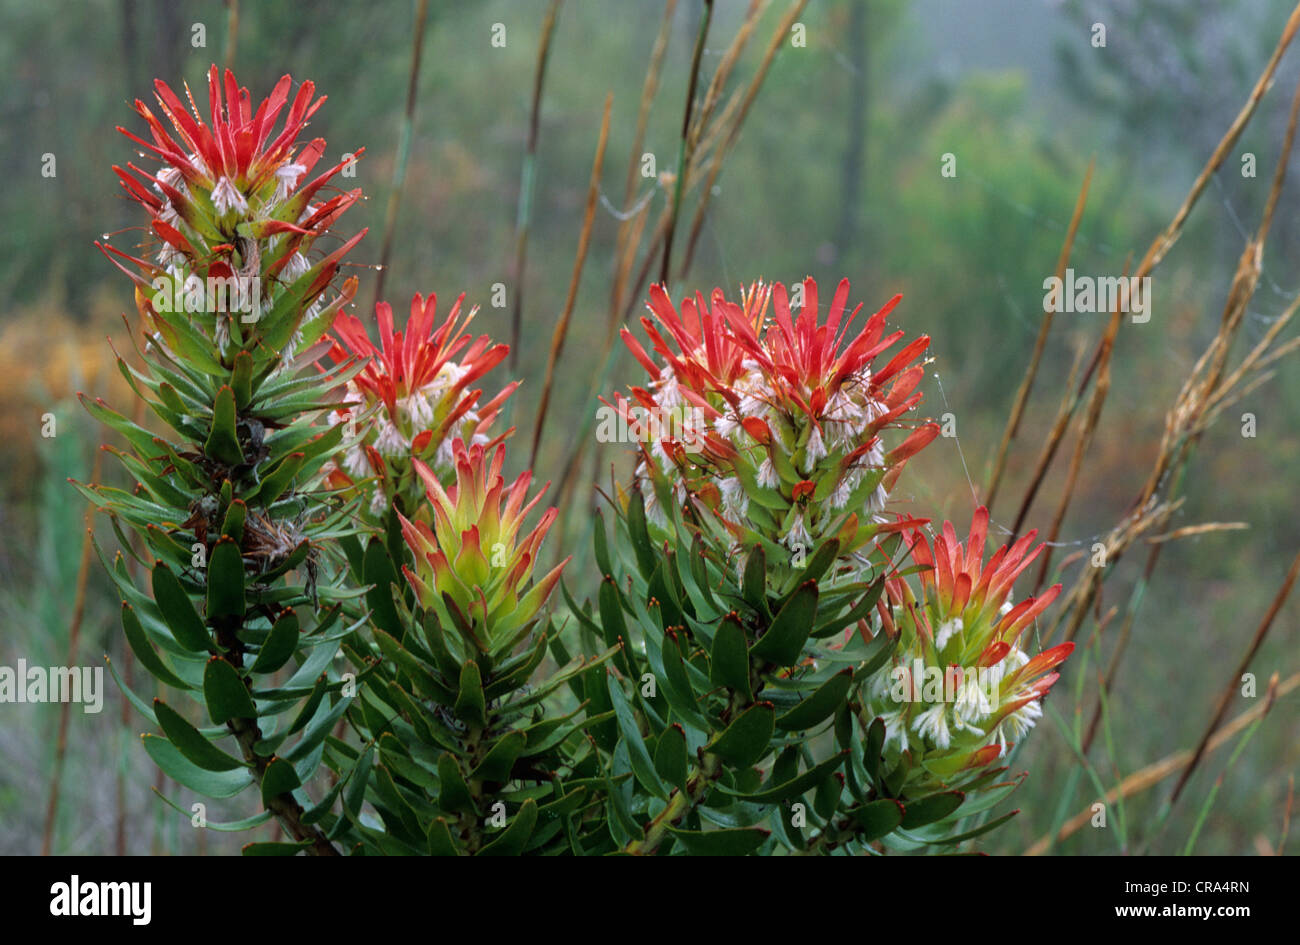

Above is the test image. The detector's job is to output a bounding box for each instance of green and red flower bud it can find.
[398,441,568,656]
[862,506,1073,794]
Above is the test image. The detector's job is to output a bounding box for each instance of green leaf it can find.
[471,731,526,783]
[230,350,254,409]
[775,669,853,731]
[749,580,818,667]
[153,699,247,772]
[864,715,886,786]
[249,609,299,674]
[666,825,768,855]
[141,733,254,799]
[709,616,752,699]
[625,486,657,576]
[204,385,245,466]
[362,538,404,639]
[653,723,689,793]
[203,656,256,724]
[606,671,668,800]
[206,538,246,623]
[900,790,965,828]
[706,702,775,768]
[220,499,247,542]
[847,798,905,840]
[437,754,475,813]
[260,756,302,806]
[931,808,1020,844]
[454,660,487,727]
[478,798,539,856]
[597,577,629,651]
[253,451,305,505]
[789,538,841,595]
[427,818,460,856]
[151,562,211,652]
[120,603,193,691]
[720,750,848,804]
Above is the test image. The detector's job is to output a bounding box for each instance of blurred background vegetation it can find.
[1,0,1296,855]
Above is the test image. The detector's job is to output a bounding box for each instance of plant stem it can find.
[218,626,340,856]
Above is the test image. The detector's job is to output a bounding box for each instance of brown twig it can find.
[610,0,678,339]
[984,159,1093,511]
[373,0,430,308]
[659,0,714,288]
[1168,549,1300,806]
[530,92,613,469]
[42,448,102,856]
[1027,670,1297,854]
[509,0,563,374]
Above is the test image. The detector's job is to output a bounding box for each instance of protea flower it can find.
[619,277,939,582]
[324,293,516,517]
[100,64,365,361]
[398,440,568,656]
[862,507,1073,795]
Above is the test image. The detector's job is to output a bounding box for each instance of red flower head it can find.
[324,293,516,516]
[618,277,938,583]
[100,65,365,361]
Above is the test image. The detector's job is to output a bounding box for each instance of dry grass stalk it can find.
[530,93,614,468]
[42,447,102,856]
[1026,671,1294,855]
[509,0,564,374]
[985,159,1093,511]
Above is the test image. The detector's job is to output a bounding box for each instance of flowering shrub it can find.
[86,67,1070,856]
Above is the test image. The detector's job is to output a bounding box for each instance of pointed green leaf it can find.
[706,702,775,768]
[775,668,853,731]
[141,733,253,799]
[204,385,244,466]
[709,615,752,699]
[153,699,246,772]
[427,818,460,856]
[606,670,667,800]
[203,656,256,724]
[666,825,768,856]
[120,603,193,691]
[478,798,539,856]
[151,562,211,652]
[437,754,475,814]
[206,538,246,622]
[900,790,965,829]
[260,756,302,806]
[471,731,526,783]
[848,798,905,840]
[249,609,299,674]
[454,660,487,727]
[653,723,688,793]
[749,580,818,666]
